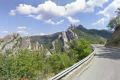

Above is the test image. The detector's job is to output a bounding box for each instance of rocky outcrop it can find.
[0,24,112,54]
[0,33,22,53]
[29,24,111,52]
[0,33,50,55]
[106,25,120,47]
[60,28,78,49]
[51,26,78,51]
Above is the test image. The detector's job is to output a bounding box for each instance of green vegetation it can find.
[48,53,74,74]
[0,39,92,80]
[107,8,120,29]
[72,27,107,44]
[30,25,111,50]
[106,8,120,47]
[69,39,92,61]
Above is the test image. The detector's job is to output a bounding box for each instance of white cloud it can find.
[9,0,109,25]
[17,30,24,33]
[9,10,16,16]
[17,30,28,35]
[16,4,36,15]
[17,26,28,35]
[85,0,108,12]
[0,30,9,38]
[9,0,85,25]
[67,16,80,24]
[92,18,106,26]
[1,31,9,34]
[39,33,46,35]
[45,19,64,25]
[56,19,64,24]
[98,0,120,19]
[87,0,108,8]
[65,0,86,15]
[10,0,86,16]
[17,26,27,30]
[93,0,120,29]
[28,14,64,25]
[45,19,56,25]
[28,14,43,20]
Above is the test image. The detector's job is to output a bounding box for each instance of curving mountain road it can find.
[74,44,120,80]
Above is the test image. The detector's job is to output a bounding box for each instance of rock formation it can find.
[0,33,49,55]
[0,24,112,55]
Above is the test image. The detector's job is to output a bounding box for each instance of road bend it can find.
[73,44,120,80]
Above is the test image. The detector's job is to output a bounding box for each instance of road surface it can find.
[74,44,120,80]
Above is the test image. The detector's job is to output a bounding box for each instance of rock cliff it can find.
[0,33,46,54]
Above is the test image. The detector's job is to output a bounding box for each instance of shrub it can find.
[69,39,92,61]
[0,49,50,80]
[0,39,92,80]
[48,53,74,74]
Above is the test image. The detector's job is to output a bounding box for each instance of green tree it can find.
[107,8,120,29]
[0,39,92,80]
[0,49,51,80]
[48,53,73,74]
[69,39,92,61]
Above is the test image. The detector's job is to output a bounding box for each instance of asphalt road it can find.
[74,44,120,80]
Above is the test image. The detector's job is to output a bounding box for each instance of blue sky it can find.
[0,0,120,37]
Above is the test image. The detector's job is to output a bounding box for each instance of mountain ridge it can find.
[0,24,112,54]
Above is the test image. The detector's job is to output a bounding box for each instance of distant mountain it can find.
[73,25,112,39]
[29,24,112,52]
[0,33,51,56]
[0,24,112,54]
[89,29,112,39]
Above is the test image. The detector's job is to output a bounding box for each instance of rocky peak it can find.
[0,33,44,54]
[51,26,78,51]
[2,33,20,41]
[0,33,22,53]
[0,24,112,54]
[68,24,76,30]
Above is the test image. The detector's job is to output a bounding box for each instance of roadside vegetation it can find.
[107,8,120,30]
[0,39,92,80]
[106,8,120,47]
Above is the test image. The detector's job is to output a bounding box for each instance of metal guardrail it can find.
[49,47,95,80]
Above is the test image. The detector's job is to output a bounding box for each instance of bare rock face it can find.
[106,25,120,47]
[0,33,22,53]
[67,27,78,41]
[61,31,69,49]
[51,27,78,51]
[0,33,50,55]
[20,37,31,49]
[61,28,78,49]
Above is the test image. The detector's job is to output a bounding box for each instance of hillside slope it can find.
[106,25,120,47]
[30,25,112,51]
[0,24,112,53]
